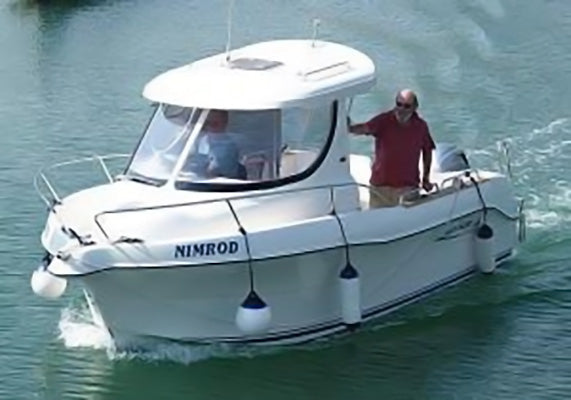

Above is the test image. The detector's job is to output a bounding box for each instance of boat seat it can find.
[280,150,316,177]
[242,153,267,180]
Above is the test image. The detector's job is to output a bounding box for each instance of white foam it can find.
[468,118,571,231]
[58,306,113,350]
[58,304,279,364]
[526,184,571,230]
[525,209,562,230]
[531,118,569,136]
[110,340,280,365]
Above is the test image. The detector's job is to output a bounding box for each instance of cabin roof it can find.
[142,40,376,110]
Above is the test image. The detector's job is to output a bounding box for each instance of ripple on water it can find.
[58,304,287,364]
[467,118,571,235]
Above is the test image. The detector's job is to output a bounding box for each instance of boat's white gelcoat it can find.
[34,39,520,346]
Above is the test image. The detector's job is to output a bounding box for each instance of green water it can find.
[1,0,571,399]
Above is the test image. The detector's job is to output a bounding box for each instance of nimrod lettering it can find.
[174,240,239,258]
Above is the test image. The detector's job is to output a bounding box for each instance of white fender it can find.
[475,224,495,273]
[339,263,361,327]
[31,267,67,299]
[235,291,272,335]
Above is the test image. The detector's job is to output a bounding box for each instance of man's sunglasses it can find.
[396,101,413,109]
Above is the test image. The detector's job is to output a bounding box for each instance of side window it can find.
[171,104,334,189]
[226,104,333,182]
[227,110,281,181]
[280,103,333,178]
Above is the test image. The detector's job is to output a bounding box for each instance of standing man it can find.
[349,89,436,208]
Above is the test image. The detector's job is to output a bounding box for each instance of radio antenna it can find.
[311,18,321,47]
[225,0,235,63]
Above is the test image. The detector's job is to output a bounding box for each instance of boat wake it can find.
[58,306,113,351]
[470,117,571,233]
[58,305,281,364]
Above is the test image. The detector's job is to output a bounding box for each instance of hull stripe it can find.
[138,250,513,345]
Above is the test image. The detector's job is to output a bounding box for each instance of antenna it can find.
[348,97,354,115]
[225,0,235,63]
[311,18,321,47]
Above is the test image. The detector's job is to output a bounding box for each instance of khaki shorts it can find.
[369,185,417,208]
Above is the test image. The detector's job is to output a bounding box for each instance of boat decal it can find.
[434,216,480,242]
[174,240,239,258]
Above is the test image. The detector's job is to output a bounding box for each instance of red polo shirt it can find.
[366,111,435,187]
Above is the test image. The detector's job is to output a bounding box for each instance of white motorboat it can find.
[32,38,524,346]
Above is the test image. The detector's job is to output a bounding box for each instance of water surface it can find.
[1,0,571,399]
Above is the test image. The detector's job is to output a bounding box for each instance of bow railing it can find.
[34,154,130,208]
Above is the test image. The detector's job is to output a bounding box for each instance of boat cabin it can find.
[128,40,376,192]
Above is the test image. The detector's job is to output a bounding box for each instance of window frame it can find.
[174,100,338,192]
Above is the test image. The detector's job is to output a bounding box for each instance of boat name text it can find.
[436,218,479,241]
[174,240,239,258]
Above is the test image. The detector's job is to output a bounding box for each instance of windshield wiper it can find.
[124,174,161,186]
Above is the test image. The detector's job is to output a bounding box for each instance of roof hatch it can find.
[228,58,283,71]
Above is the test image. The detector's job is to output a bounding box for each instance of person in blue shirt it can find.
[199,109,246,179]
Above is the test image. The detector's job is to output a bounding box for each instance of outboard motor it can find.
[431,143,470,173]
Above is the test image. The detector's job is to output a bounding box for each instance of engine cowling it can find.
[431,143,470,173]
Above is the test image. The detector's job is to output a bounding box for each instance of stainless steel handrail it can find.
[93,181,369,239]
[440,172,468,190]
[34,154,130,207]
[91,171,518,242]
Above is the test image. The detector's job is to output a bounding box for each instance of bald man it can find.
[349,89,435,208]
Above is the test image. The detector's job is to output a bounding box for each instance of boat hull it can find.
[78,207,517,346]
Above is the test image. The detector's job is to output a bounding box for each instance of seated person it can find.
[229,109,282,180]
[186,109,246,180]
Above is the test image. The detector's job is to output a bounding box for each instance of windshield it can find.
[125,103,334,188]
[126,104,199,183]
